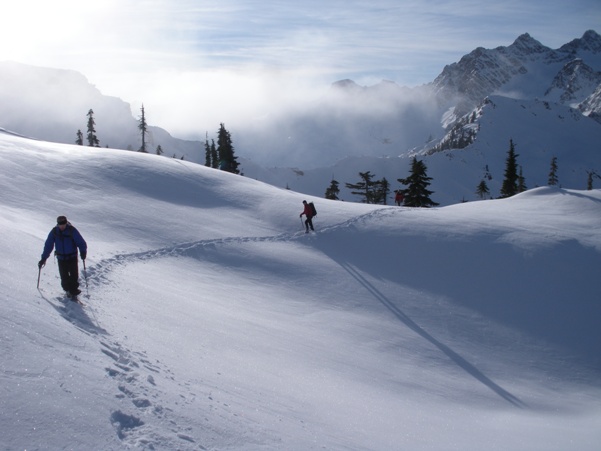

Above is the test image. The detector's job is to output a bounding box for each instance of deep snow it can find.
[1,131,600,450]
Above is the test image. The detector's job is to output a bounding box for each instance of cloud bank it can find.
[1,0,599,139]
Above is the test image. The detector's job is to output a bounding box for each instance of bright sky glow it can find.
[1,0,599,137]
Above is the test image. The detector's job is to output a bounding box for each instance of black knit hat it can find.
[57,216,68,225]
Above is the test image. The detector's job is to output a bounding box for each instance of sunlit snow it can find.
[1,131,600,450]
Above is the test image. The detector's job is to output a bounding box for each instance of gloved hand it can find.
[299,214,302,217]
[38,259,46,269]
[80,252,87,261]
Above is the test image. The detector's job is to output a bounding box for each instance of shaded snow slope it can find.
[1,132,600,450]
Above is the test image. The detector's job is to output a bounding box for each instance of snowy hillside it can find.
[1,131,600,450]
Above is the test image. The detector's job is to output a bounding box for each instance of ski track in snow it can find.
[85,208,396,287]
[40,210,391,448]
[48,207,530,448]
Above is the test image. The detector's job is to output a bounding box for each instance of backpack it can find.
[309,202,317,217]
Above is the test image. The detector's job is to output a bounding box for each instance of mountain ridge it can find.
[1,30,600,204]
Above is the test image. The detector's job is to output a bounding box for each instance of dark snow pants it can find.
[58,257,80,295]
[304,216,314,231]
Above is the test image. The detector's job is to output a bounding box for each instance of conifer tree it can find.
[372,177,390,205]
[346,171,378,203]
[156,145,164,156]
[86,109,100,147]
[548,156,559,186]
[397,157,438,207]
[325,179,340,200]
[75,129,83,146]
[587,172,593,190]
[587,170,600,190]
[138,105,148,153]
[499,139,519,198]
[204,134,211,167]
[476,180,490,199]
[518,166,527,193]
[216,123,239,174]
[210,139,218,169]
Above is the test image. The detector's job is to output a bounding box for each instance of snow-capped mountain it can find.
[544,58,601,105]
[432,30,601,114]
[580,83,601,121]
[1,31,600,205]
[241,94,601,206]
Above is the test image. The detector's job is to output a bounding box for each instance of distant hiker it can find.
[300,200,315,233]
[395,190,404,206]
[38,215,87,298]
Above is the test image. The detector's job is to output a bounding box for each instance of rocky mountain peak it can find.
[545,58,601,103]
[560,30,601,54]
[509,33,550,56]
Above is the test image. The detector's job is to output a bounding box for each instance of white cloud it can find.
[1,0,599,137]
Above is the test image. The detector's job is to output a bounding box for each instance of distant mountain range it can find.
[1,30,600,205]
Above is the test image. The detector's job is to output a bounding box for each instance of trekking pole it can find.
[37,266,42,289]
[83,259,89,290]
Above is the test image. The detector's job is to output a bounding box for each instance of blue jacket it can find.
[42,224,87,261]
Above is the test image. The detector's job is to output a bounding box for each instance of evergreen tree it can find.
[325,179,340,200]
[372,177,390,205]
[216,123,239,174]
[499,139,519,198]
[476,180,490,199]
[204,134,211,167]
[548,156,559,186]
[156,145,164,156]
[346,171,378,203]
[86,109,100,147]
[517,166,527,193]
[587,170,600,190]
[210,139,218,169]
[397,157,438,207]
[75,129,83,146]
[138,105,148,153]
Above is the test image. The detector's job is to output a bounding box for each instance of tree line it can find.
[75,107,240,173]
[74,111,598,199]
[326,156,439,207]
[332,138,599,206]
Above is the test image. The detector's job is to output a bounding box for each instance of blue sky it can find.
[1,0,599,136]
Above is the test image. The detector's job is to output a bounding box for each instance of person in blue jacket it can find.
[38,215,87,297]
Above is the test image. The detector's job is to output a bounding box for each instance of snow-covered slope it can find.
[1,131,600,450]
